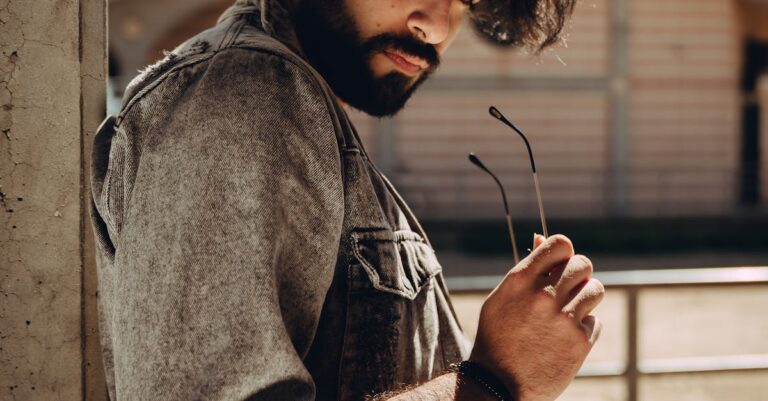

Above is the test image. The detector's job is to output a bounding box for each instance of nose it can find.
[406,0,451,44]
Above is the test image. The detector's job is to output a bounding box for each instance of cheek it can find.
[439,13,466,54]
[348,0,402,38]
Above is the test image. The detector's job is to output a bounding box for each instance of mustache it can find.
[362,33,441,70]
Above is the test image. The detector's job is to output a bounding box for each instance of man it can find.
[90,0,604,400]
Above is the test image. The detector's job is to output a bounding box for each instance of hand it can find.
[469,234,604,401]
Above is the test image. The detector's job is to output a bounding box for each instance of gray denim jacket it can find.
[90,1,471,400]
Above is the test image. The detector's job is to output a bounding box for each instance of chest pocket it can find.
[349,228,442,299]
[340,227,445,401]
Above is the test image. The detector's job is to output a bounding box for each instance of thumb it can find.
[533,233,546,249]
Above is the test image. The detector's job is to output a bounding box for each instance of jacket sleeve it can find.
[106,48,344,400]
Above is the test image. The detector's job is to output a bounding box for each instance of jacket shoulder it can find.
[118,46,338,151]
[118,17,328,126]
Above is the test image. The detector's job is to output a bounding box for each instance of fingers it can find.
[563,278,605,322]
[554,255,593,307]
[581,315,603,346]
[533,233,546,250]
[517,234,574,279]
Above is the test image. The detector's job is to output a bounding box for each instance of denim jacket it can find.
[90,1,471,400]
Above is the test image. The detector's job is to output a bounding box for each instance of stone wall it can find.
[0,0,106,399]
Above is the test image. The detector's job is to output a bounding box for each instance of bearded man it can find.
[90,0,604,400]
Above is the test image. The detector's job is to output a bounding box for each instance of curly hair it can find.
[468,0,576,51]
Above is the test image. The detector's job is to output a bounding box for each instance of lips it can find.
[384,50,428,76]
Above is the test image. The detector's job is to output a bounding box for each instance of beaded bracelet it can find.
[455,360,517,401]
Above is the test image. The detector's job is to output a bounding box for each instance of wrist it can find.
[468,348,521,400]
[452,372,497,401]
[453,360,519,401]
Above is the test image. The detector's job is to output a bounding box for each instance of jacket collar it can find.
[218,0,306,58]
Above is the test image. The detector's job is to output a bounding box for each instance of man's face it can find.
[295,0,471,117]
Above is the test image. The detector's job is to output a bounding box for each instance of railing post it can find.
[609,0,630,216]
[626,287,639,401]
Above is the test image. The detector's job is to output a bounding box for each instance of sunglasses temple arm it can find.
[468,152,520,263]
[490,106,549,238]
[532,172,548,238]
[506,214,520,264]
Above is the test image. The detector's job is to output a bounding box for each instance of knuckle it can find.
[534,287,559,308]
[549,234,574,254]
[522,250,544,269]
[556,256,593,293]
[575,254,593,274]
[579,280,605,307]
[590,278,606,296]
[566,254,592,276]
[536,285,557,300]
[508,266,526,281]
[579,280,604,302]
[559,307,577,320]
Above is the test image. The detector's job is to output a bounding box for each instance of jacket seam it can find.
[227,43,350,150]
[116,43,346,155]
[225,43,351,178]
[217,16,237,49]
[218,14,246,50]
[338,250,354,401]
[116,51,215,126]
[116,21,352,178]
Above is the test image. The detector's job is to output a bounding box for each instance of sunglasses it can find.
[468,106,549,264]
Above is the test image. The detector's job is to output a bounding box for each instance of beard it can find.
[294,0,440,117]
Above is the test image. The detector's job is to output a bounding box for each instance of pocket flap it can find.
[350,228,442,300]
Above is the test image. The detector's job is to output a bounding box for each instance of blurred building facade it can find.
[109,0,768,221]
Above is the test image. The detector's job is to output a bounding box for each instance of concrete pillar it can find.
[0,0,107,399]
[759,75,768,206]
[609,0,630,215]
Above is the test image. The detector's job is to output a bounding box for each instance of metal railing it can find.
[447,267,768,401]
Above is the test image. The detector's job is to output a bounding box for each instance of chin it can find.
[331,64,430,118]
[348,84,420,117]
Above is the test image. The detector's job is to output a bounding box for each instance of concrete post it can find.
[0,0,107,399]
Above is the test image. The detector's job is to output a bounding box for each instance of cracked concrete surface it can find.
[1,0,92,399]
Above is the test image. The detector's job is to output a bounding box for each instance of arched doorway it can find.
[740,38,768,205]
[738,0,768,205]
